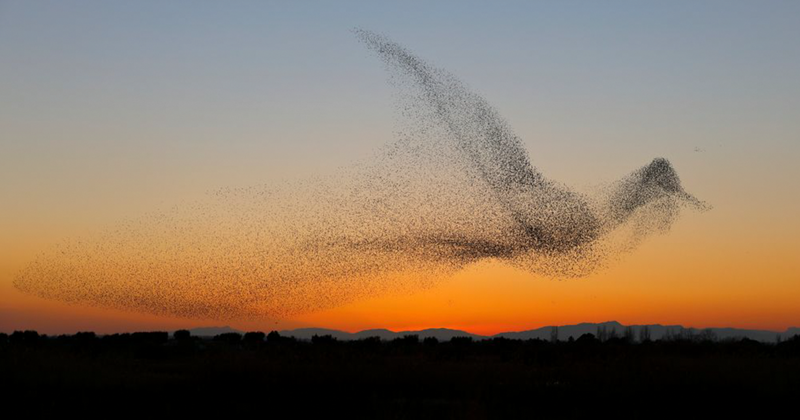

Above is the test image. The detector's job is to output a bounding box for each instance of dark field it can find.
[2,330,799,418]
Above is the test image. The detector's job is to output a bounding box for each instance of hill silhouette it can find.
[170,321,797,343]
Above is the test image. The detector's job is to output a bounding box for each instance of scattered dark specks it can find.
[13,29,709,322]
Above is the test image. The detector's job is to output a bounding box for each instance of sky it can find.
[2,1,799,335]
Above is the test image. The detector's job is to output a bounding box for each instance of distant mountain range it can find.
[187,326,242,337]
[185,321,799,343]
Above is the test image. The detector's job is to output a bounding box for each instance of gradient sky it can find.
[2,1,799,335]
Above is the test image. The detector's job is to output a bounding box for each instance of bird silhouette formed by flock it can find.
[14,30,708,321]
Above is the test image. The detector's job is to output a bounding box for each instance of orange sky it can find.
[3,204,799,335]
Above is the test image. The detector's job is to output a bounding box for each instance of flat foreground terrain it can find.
[3,331,799,418]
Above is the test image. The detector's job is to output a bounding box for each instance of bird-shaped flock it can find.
[14,30,708,321]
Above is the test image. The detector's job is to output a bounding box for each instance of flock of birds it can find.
[14,30,708,321]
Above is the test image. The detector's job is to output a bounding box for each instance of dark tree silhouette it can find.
[393,335,419,346]
[423,337,439,346]
[639,326,651,342]
[624,327,634,343]
[173,329,191,342]
[699,329,717,342]
[311,334,337,345]
[450,336,473,346]
[550,326,559,343]
[10,330,39,345]
[576,333,598,345]
[213,332,242,345]
[243,331,265,342]
[243,331,265,349]
[266,330,282,343]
